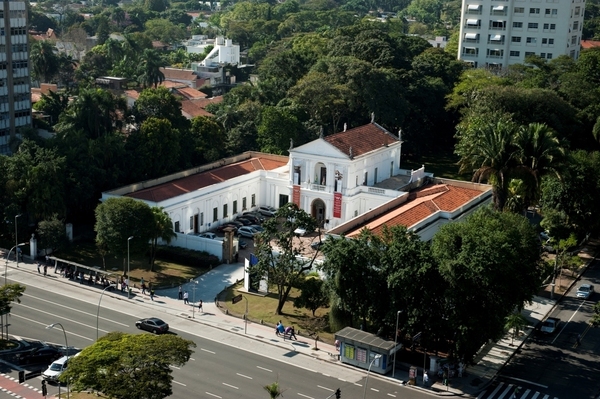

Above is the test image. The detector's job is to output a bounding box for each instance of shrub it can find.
[155,246,220,269]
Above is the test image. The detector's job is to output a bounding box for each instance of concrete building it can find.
[0,0,32,154]
[199,36,240,67]
[458,0,585,68]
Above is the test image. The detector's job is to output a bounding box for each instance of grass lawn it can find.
[221,282,335,344]
[58,241,209,288]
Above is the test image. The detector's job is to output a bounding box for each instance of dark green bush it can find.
[155,246,220,269]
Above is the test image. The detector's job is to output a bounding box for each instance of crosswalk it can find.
[477,382,559,399]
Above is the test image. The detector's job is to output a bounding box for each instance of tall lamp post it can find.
[14,214,21,268]
[127,236,133,299]
[363,354,382,399]
[46,323,70,399]
[96,284,116,340]
[5,243,26,286]
[392,310,403,378]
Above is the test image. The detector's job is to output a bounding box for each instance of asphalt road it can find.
[5,283,433,399]
[498,259,600,399]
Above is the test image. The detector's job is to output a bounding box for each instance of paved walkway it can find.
[2,237,598,397]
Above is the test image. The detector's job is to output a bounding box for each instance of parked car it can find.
[17,346,62,366]
[235,217,253,226]
[294,227,308,236]
[42,355,70,382]
[238,226,258,239]
[229,220,244,228]
[241,213,262,224]
[198,232,217,239]
[258,206,277,216]
[239,240,248,249]
[540,317,559,334]
[135,317,169,334]
[576,284,594,299]
[250,225,264,232]
[216,223,238,233]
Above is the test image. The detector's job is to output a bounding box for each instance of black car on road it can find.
[136,317,169,334]
[16,346,62,366]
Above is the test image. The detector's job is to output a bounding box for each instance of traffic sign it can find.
[232,294,243,304]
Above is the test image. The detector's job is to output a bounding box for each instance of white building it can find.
[0,0,32,154]
[458,0,585,68]
[199,36,240,67]
[185,35,215,54]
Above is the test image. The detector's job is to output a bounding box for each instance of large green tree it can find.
[30,41,60,84]
[62,332,195,399]
[149,207,176,271]
[94,197,155,269]
[36,215,68,255]
[431,207,542,361]
[250,203,318,315]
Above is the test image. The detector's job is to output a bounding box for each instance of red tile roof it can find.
[324,123,399,158]
[181,100,213,118]
[346,183,484,237]
[176,87,208,100]
[126,157,287,202]
[160,68,198,82]
[160,80,188,89]
[581,40,600,49]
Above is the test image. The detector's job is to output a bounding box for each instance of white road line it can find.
[172,380,186,386]
[205,392,221,398]
[370,388,380,392]
[542,395,549,399]
[552,301,586,344]
[222,383,238,389]
[257,366,272,372]
[22,294,129,327]
[337,378,346,382]
[236,373,252,379]
[12,314,93,341]
[201,348,216,354]
[297,393,314,399]
[502,376,548,389]
[531,392,540,399]
[497,383,513,399]
[354,383,362,387]
[317,385,333,391]
[488,382,506,398]
[169,365,180,370]
[18,303,108,332]
[322,374,331,377]
[522,389,532,398]
[387,394,396,397]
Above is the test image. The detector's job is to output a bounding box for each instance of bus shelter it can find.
[335,327,400,375]
[48,257,119,289]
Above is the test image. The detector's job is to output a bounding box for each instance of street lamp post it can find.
[5,243,26,286]
[392,310,402,378]
[46,323,70,399]
[127,236,133,299]
[363,354,382,399]
[190,279,198,319]
[14,214,21,268]
[96,284,116,340]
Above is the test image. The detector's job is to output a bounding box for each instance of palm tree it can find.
[263,381,283,399]
[137,49,166,88]
[513,122,565,207]
[505,313,528,346]
[30,41,59,84]
[457,118,519,211]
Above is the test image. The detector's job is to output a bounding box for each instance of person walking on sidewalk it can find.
[423,371,429,388]
[150,288,155,301]
[178,285,183,300]
[183,291,189,304]
[198,300,203,313]
[43,264,48,276]
[37,262,41,273]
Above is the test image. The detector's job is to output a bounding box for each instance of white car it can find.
[198,232,217,239]
[238,226,258,239]
[42,354,75,381]
[258,206,277,216]
[576,284,594,299]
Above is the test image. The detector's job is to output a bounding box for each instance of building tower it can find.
[457,0,585,68]
[0,0,31,155]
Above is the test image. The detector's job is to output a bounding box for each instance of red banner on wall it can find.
[293,185,301,206]
[333,192,342,218]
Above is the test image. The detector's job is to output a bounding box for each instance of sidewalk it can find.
[3,237,598,397]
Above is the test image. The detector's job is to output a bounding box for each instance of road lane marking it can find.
[18,303,112,332]
[172,380,186,386]
[205,392,221,398]
[552,301,586,344]
[387,394,396,397]
[12,314,93,341]
[236,373,252,379]
[322,374,330,377]
[497,383,512,398]
[201,348,216,354]
[337,378,346,382]
[22,294,129,327]
[370,388,380,392]
[257,366,272,372]
[297,393,314,399]
[222,383,238,389]
[501,376,548,388]
[317,385,333,391]
[170,365,180,370]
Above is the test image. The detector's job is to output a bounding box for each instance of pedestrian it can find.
[512,386,521,399]
[275,321,282,336]
[16,247,22,262]
[140,277,145,288]
[43,264,48,276]
[423,371,429,387]
[141,282,147,295]
[45,255,49,265]
[178,285,183,300]
[183,291,189,305]
[285,326,297,340]
[150,288,155,301]
[576,334,581,346]
[37,262,41,273]
[277,322,285,337]
[54,261,58,273]
[198,300,203,312]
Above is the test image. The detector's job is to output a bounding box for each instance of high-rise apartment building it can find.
[458,0,586,68]
[0,0,31,155]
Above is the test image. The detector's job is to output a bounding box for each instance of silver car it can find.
[576,284,594,299]
[238,226,258,238]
